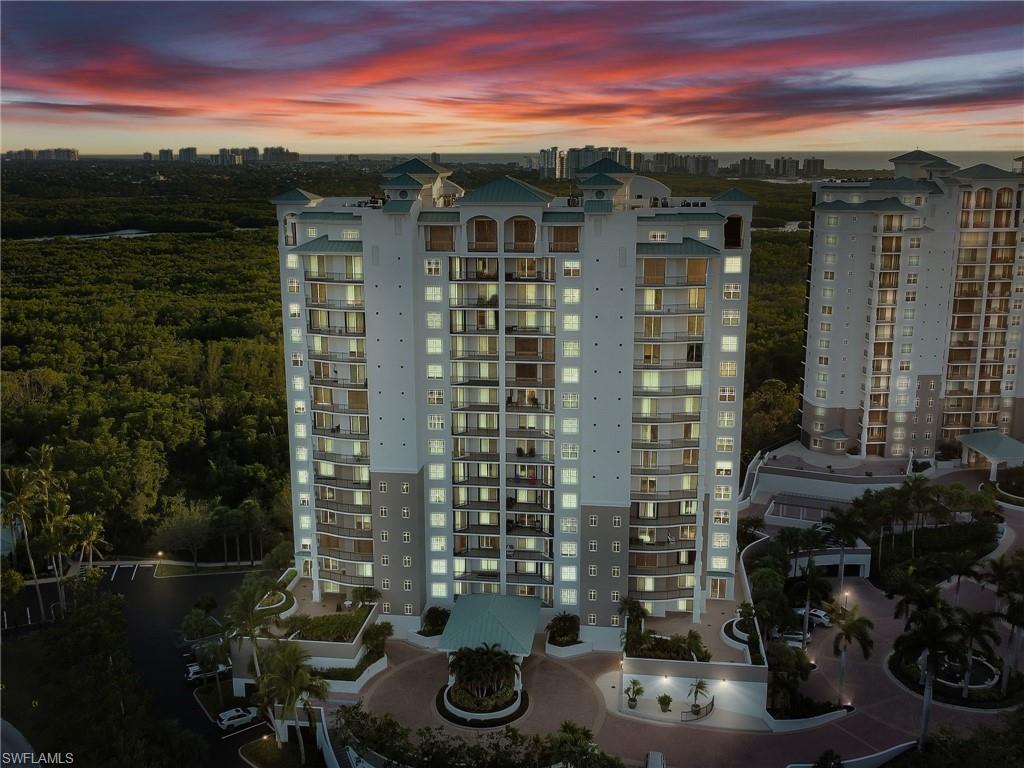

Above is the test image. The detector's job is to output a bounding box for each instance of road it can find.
[3,563,260,766]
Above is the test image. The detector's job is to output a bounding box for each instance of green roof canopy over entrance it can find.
[437,594,541,657]
[959,431,1024,462]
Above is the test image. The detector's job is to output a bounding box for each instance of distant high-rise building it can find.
[242,147,260,165]
[773,156,799,178]
[178,147,198,163]
[683,155,719,177]
[142,152,154,162]
[262,146,300,163]
[539,147,567,180]
[737,157,768,177]
[430,152,441,165]
[801,151,1024,460]
[158,149,174,162]
[802,157,825,178]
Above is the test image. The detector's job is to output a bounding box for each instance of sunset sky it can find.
[2,1,1022,154]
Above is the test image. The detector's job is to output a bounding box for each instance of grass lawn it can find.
[240,731,326,768]
[0,635,61,753]
[195,678,248,719]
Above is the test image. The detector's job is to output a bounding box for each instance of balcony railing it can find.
[304,270,364,283]
[548,241,579,253]
[633,358,700,370]
[634,303,704,315]
[308,324,365,338]
[635,276,705,287]
[633,331,704,342]
[308,349,366,363]
[505,324,555,336]
[505,271,555,283]
[305,297,364,309]
[468,241,498,252]
[632,385,702,397]
[504,241,535,253]
[631,412,700,423]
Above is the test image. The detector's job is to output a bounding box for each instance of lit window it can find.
[424,259,441,276]
[561,493,578,509]
[713,509,730,525]
[294,424,307,438]
[711,556,729,570]
[428,464,445,480]
[722,310,740,326]
[560,541,577,557]
[648,231,668,241]
[716,437,734,452]
[431,583,448,598]
[426,338,443,354]
[427,389,444,405]
[560,566,577,582]
[721,336,738,352]
[723,284,741,300]
[723,256,742,273]
[296,469,308,484]
[698,227,710,241]
[427,415,444,431]
[341,229,359,240]
[287,279,300,293]
[306,227,317,238]
[290,328,302,343]
[718,386,736,402]
[561,418,579,434]
[293,400,306,414]
[424,286,442,302]
[426,312,442,329]
[712,533,730,549]
[561,518,578,533]
[563,288,581,304]
[714,485,731,500]
[718,411,735,428]
[292,376,305,391]
[562,367,579,383]
[429,488,446,504]
[560,589,577,606]
[428,439,445,454]
[720,361,737,377]
[715,461,733,476]
[562,392,579,409]
[430,512,445,527]
[563,314,580,331]
[563,260,581,277]
[286,254,299,269]
[561,443,579,460]
[426,364,443,379]
[562,340,580,357]
[560,468,578,485]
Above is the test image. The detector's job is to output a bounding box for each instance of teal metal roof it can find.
[382,200,414,213]
[542,211,585,223]
[815,197,915,213]
[385,158,449,176]
[636,239,720,256]
[638,212,725,223]
[583,199,613,214]
[382,173,425,189]
[889,150,947,163]
[959,431,1024,461]
[713,188,757,203]
[952,164,1019,180]
[418,211,461,223]
[271,188,322,205]
[437,594,541,657]
[576,172,622,188]
[578,158,634,175]
[290,235,363,254]
[297,211,360,221]
[459,176,554,205]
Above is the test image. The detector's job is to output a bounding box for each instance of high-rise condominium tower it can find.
[800,151,1024,461]
[273,158,754,638]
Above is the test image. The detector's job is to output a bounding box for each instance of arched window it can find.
[724,215,743,249]
[995,187,1014,209]
[974,188,992,209]
[467,216,498,252]
[504,217,536,252]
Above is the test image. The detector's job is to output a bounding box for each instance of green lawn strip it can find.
[0,636,61,753]
[240,731,326,768]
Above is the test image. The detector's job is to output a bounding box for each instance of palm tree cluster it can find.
[546,611,581,646]
[258,641,328,765]
[891,552,1024,752]
[448,642,521,703]
[2,444,110,620]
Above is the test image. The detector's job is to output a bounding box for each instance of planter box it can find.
[545,638,593,658]
[319,655,388,694]
[406,631,442,650]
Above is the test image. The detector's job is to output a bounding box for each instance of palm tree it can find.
[776,527,803,577]
[26,444,59,504]
[39,492,74,613]
[824,506,864,596]
[799,525,827,566]
[895,608,961,750]
[953,608,1001,700]
[943,551,982,608]
[688,678,710,711]
[71,512,108,565]
[901,475,934,558]
[1,467,45,622]
[893,583,947,626]
[1000,597,1024,697]
[832,604,874,705]
[550,721,597,768]
[984,553,1022,613]
[196,639,230,709]
[789,558,830,650]
[238,498,262,566]
[966,486,998,523]
[225,573,275,680]
[259,640,328,764]
[618,595,648,655]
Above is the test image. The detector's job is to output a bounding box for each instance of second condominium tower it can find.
[273,159,754,638]
[800,151,1024,460]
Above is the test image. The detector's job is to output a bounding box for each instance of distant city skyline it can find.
[2,2,1021,153]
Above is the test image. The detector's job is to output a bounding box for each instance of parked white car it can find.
[794,607,832,627]
[775,629,813,648]
[217,706,260,731]
[184,662,231,682]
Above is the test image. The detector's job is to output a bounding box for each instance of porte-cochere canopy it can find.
[437,593,541,657]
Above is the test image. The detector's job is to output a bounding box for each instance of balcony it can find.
[310,401,368,415]
[507,474,553,489]
[628,538,696,552]
[630,437,699,449]
[316,521,373,539]
[506,399,554,414]
[504,324,555,337]
[506,451,554,464]
[468,240,498,253]
[548,241,579,254]
[453,426,500,438]
[504,241,535,253]
[506,377,555,388]
[304,270,364,283]
[631,412,700,424]
[453,499,501,512]
[317,546,373,562]
[317,568,374,587]
[451,348,499,361]
[450,296,500,309]
[507,572,554,585]
[308,349,366,363]
[313,451,369,465]
[505,348,554,363]
[506,548,553,562]
[311,376,367,389]
[635,276,705,287]
[628,563,697,576]
[313,426,368,440]
[453,450,500,462]
[630,489,698,501]
[313,474,370,491]
[634,303,703,315]
[633,358,700,370]
[505,271,555,283]
[450,325,499,336]
[505,295,556,310]
[451,401,500,413]
[504,499,552,515]
[305,296,364,309]
[450,269,500,282]
[451,375,500,387]
[307,324,365,338]
[453,570,501,583]
[633,330,704,342]
[632,385,702,397]
[454,547,501,559]
[627,588,694,600]
[452,476,501,488]
[314,497,369,515]
[630,464,689,475]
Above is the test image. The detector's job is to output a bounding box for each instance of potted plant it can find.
[657,693,672,713]
[625,679,644,709]
[688,678,710,714]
